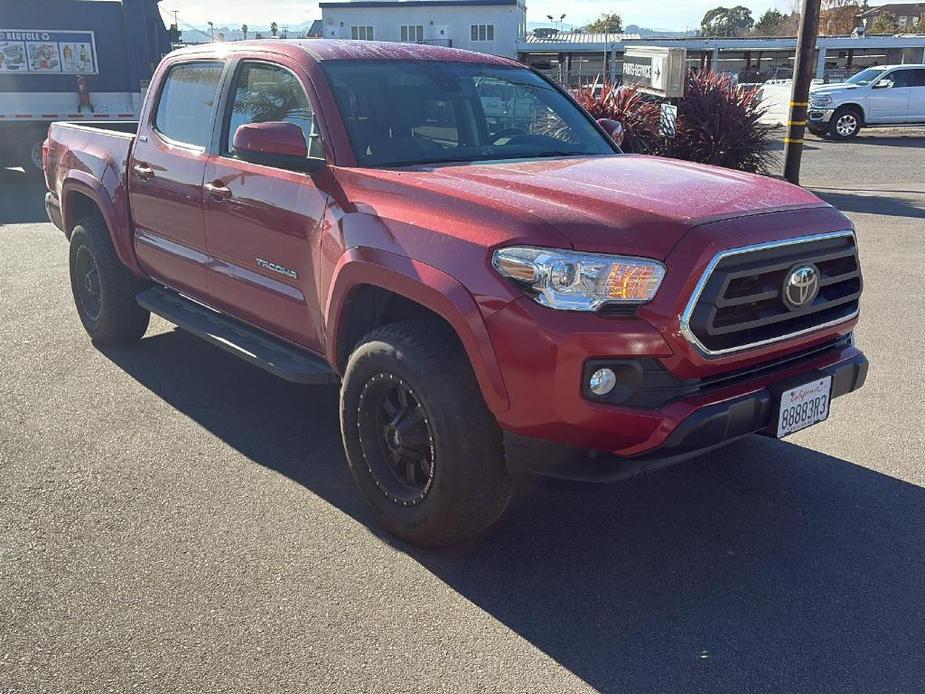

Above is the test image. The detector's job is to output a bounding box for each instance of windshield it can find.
[846,67,886,86]
[322,61,615,167]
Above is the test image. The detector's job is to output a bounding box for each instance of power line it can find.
[156,6,212,40]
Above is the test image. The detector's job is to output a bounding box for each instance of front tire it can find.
[340,321,512,547]
[69,215,150,344]
[828,107,862,140]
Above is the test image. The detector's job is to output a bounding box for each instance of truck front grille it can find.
[682,231,861,355]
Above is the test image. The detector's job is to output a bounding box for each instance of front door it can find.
[867,69,912,124]
[201,59,329,352]
[130,60,225,298]
[906,68,925,122]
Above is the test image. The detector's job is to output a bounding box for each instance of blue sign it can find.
[0,29,98,74]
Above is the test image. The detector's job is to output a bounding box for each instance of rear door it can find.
[867,69,912,123]
[129,60,225,298]
[200,57,329,351]
[907,69,925,122]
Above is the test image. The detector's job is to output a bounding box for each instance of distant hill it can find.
[164,10,319,43]
[624,24,700,37]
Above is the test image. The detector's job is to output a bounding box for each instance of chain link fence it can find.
[738,64,869,84]
[536,63,623,92]
[540,62,871,92]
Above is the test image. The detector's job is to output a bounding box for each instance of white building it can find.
[318,0,527,58]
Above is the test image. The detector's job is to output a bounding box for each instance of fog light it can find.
[589,368,617,396]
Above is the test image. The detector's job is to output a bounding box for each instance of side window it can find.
[223,62,323,159]
[400,25,424,42]
[887,70,913,88]
[912,69,925,87]
[470,25,495,41]
[154,61,224,147]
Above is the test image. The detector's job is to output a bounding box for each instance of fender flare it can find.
[834,102,866,124]
[61,171,144,276]
[325,247,511,415]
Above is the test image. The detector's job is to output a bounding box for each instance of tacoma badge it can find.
[256,258,298,279]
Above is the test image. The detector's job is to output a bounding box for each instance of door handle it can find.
[132,163,154,180]
[204,181,232,201]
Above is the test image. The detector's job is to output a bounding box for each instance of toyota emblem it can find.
[783,264,820,310]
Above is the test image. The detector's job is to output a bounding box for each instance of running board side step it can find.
[137,286,338,384]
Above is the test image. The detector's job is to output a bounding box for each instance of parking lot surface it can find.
[2,130,924,693]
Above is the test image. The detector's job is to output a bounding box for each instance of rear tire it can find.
[828,107,862,140]
[69,215,150,344]
[18,134,46,180]
[340,321,512,547]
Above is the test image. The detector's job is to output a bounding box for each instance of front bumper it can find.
[504,347,868,482]
[485,289,861,453]
[808,107,836,125]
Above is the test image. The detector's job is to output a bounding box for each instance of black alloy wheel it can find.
[357,372,436,506]
[74,245,102,322]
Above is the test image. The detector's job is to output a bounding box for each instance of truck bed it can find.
[44,120,138,241]
[45,120,137,190]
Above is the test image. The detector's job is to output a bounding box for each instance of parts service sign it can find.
[0,30,98,74]
[621,47,686,98]
[623,55,667,92]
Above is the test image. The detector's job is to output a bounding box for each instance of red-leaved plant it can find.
[666,71,775,174]
[572,78,662,155]
[573,71,775,174]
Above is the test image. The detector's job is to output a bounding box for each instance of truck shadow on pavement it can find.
[102,328,925,694]
[812,189,925,219]
[0,168,48,226]
[848,134,925,148]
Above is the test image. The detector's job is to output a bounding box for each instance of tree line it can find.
[578,3,924,37]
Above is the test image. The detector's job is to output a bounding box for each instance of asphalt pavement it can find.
[1,129,924,693]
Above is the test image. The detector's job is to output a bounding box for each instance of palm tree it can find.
[207,20,214,41]
[241,24,248,40]
[270,22,278,37]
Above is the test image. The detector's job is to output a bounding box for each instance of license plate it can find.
[776,376,832,438]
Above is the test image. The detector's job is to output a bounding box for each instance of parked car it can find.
[44,40,868,547]
[808,64,925,139]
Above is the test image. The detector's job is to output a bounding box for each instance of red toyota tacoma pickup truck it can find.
[43,41,867,546]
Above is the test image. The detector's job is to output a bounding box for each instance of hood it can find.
[811,83,859,95]
[384,155,826,258]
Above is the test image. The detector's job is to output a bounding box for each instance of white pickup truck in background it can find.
[808,64,925,139]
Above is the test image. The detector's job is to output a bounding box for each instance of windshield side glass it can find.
[322,60,615,167]
[846,67,886,86]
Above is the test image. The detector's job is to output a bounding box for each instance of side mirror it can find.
[596,118,625,147]
[872,79,892,89]
[232,121,324,173]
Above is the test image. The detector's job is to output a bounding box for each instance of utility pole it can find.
[783,0,823,184]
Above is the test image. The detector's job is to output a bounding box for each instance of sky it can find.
[159,0,802,33]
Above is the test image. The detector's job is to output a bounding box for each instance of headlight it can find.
[492,246,666,311]
[811,94,832,107]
